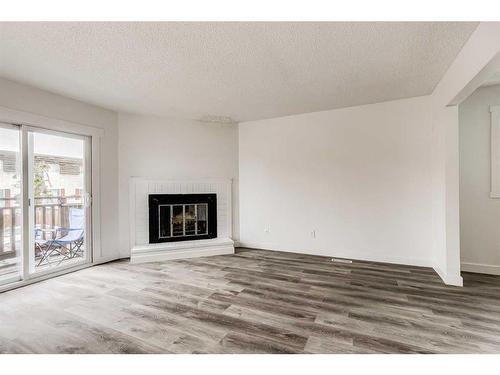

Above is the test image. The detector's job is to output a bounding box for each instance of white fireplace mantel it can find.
[129,177,235,263]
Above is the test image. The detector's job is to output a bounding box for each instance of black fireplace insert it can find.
[148,194,217,243]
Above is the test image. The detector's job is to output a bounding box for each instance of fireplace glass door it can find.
[158,203,209,240]
[196,204,207,234]
[172,205,183,237]
[149,193,216,243]
[185,204,196,235]
[158,205,171,238]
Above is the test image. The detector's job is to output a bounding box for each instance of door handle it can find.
[83,193,92,208]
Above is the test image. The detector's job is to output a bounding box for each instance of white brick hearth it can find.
[129,177,234,263]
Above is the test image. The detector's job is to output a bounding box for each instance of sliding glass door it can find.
[28,129,91,274]
[0,123,92,287]
[0,123,22,285]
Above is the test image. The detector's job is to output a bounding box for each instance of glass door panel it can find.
[196,204,208,235]
[158,205,171,238]
[29,130,90,274]
[185,204,196,235]
[172,205,184,237]
[0,124,22,285]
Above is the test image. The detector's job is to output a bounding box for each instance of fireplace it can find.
[148,193,217,243]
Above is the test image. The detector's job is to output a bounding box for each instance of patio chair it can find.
[36,207,85,266]
[34,227,48,257]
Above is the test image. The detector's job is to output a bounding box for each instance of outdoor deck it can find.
[0,190,84,281]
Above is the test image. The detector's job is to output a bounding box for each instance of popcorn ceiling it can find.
[0,22,478,122]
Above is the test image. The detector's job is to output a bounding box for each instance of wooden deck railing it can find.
[0,192,82,261]
[0,196,19,261]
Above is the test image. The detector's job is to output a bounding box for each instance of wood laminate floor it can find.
[1,248,500,354]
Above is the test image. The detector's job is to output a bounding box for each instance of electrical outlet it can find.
[264,225,270,233]
[311,230,316,239]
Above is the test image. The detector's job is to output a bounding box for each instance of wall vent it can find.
[331,258,352,264]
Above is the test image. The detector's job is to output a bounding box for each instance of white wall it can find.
[239,96,435,267]
[429,22,500,285]
[459,84,500,274]
[1,22,498,286]
[0,77,120,263]
[118,113,239,257]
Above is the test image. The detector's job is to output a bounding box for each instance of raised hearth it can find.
[129,178,234,263]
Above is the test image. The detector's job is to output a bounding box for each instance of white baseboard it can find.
[461,262,500,275]
[237,242,433,268]
[130,238,234,264]
[237,242,469,286]
[433,266,463,286]
[118,250,131,259]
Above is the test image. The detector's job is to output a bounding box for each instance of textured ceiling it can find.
[0,22,478,122]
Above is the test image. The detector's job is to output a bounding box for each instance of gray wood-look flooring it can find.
[1,247,500,353]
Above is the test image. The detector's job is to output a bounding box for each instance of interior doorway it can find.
[459,74,500,276]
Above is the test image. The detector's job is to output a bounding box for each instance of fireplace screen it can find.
[158,203,208,238]
[149,194,217,243]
